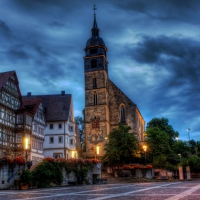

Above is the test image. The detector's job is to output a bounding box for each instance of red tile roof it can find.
[22,99,42,116]
[23,94,71,122]
[0,71,16,89]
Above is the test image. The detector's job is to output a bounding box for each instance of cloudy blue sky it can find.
[0,0,200,141]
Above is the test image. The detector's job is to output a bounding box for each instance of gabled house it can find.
[22,98,46,165]
[0,71,32,158]
[23,91,77,159]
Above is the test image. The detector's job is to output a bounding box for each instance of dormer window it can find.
[91,59,97,68]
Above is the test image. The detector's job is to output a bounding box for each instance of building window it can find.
[16,133,22,143]
[50,124,53,129]
[70,139,73,145]
[49,137,54,144]
[93,77,97,88]
[53,153,63,159]
[94,93,97,105]
[26,115,32,125]
[120,105,126,123]
[90,48,97,54]
[17,115,23,124]
[68,125,73,132]
[38,142,43,150]
[58,124,62,129]
[58,136,63,143]
[91,59,97,68]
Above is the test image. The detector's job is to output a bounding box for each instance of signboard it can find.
[97,163,101,168]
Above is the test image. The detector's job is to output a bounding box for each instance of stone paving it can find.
[0,181,200,200]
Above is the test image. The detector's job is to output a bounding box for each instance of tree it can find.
[103,123,139,164]
[146,118,178,144]
[146,127,171,157]
[75,116,84,144]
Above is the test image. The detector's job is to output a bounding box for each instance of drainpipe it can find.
[64,121,66,159]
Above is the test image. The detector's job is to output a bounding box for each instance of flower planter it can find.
[20,184,28,190]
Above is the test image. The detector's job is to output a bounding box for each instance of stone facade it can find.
[84,13,145,158]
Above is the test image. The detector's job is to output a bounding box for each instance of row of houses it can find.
[0,70,79,166]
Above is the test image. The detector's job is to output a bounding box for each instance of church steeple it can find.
[92,5,99,37]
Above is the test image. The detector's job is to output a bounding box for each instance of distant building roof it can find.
[22,98,42,116]
[0,70,22,101]
[23,92,71,122]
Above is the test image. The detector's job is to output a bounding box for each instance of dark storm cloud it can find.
[0,0,199,139]
[129,35,200,84]
[0,19,13,39]
[114,0,200,24]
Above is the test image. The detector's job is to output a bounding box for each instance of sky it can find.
[0,0,200,141]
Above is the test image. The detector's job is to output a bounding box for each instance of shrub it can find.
[32,161,63,188]
[19,169,32,185]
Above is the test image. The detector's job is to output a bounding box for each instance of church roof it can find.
[86,11,105,47]
[23,93,71,122]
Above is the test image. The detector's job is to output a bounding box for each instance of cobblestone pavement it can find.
[1,181,200,200]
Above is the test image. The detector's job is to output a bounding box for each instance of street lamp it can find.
[143,145,147,165]
[175,137,179,143]
[187,128,190,141]
[96,146,100,160]
[25,137,28,169]
[178,154,181,162]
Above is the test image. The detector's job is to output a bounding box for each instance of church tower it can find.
[84,7,109,158]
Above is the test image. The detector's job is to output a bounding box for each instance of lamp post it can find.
[96,146,100,160]
[175,137,179,143]
[143,145,147,165]
[25,137,28,169]
[178,154,181,162]
[187,128,190,141]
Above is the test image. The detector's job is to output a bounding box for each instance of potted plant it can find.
[19,169,32,190]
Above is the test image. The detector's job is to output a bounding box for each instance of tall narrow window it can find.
[93,77,97,88]
[91,59,97,68]
[94,93,97,105]
[120,105,126,123]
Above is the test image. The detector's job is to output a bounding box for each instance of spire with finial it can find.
[92,5,99,36]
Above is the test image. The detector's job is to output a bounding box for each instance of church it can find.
[84,11,145,158]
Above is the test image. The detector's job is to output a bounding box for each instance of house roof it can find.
[0,70,22,101]
[22,98,42,116]
[23,94,71,122]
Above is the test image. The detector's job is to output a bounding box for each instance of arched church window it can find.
[93,76,97,88]
[120,105,126,123]
[91,59,97,68]
[94,92,97,105]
